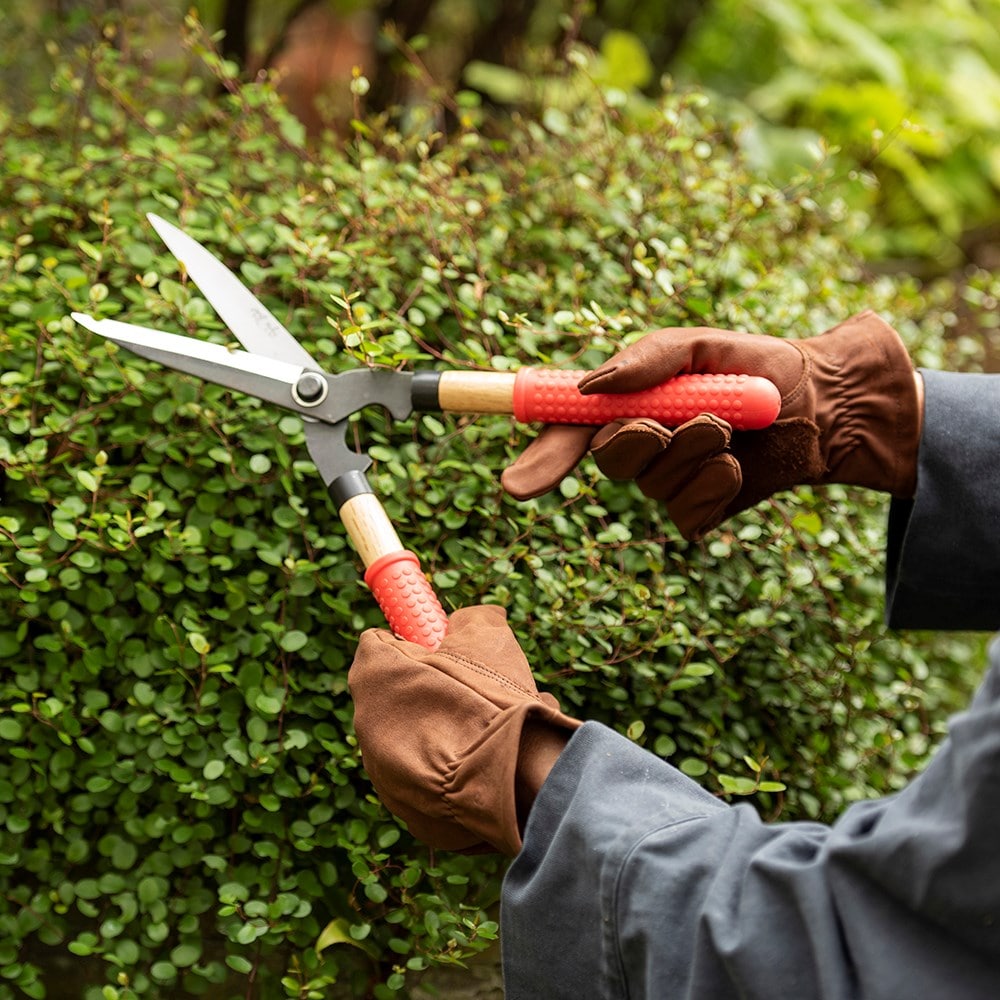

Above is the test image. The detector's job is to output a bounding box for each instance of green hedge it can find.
[0,13,987,999]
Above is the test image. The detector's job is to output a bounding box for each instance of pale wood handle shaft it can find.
[338,492,405,568]
[436,371,516,413]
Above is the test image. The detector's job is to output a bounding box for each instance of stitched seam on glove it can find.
[872,317,913,495]
[783,342,813,410]
[439,756,466,826]
[826,330,875,468]
[436,651,544,701]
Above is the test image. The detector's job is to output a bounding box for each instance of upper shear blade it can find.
[147,213,317,370]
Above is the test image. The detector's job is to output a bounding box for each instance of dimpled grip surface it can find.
[513,369,780,430]
[365,550,449,649]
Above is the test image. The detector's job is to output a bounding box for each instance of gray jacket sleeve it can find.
[501,371,1000,999]
[503,667,1000,1000]
[886,369,1000,629]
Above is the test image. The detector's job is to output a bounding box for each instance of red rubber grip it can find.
[512,370,781,431]
[364,550,448,649]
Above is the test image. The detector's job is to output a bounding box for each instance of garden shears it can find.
[73,215,780,649]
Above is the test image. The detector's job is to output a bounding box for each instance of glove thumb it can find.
[501,425,595,499]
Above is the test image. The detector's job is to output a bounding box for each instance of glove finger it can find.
[578,328,716,394]
[589,418,674,480]
[663,453,742,540]
[617,414,732,500]
[501,424,595,500]
[578,327,807,402]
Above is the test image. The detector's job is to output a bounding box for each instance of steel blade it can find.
[147,213,317,369]
[74,312,304,405]
[73,314,417,425]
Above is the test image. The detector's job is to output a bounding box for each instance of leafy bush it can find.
[0,12,988,999]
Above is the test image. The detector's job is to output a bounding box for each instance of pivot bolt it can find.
[293,371,329,407]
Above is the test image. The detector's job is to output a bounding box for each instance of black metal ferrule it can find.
[328,470,373,511]
[411,371,442,412]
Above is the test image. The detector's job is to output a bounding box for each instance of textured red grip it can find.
[364,550,448,649]
[512,369,781,431]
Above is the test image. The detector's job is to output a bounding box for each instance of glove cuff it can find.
[805,311,920,496]
[442,701,580,856]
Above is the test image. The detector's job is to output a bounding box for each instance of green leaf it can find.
[683,662,714,678]
[364,882,388,903]
[189,632,210,655]
[137,876,165,905]
[255,693,284,715]
[0,718,23,740]
[718,775,759,796]
[170,942,202,967]
[792,511,823,535]
[77,469,98,492]
[626,720,645,741]
[280,630,308,652]
[316,918,370,955]
[150,960,177,982]
[679,758,708,778]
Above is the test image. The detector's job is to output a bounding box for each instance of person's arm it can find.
[503,640,1000,999]
[886,369,1000,629]
[348,318,1000,1000]
[503,316,1000,627]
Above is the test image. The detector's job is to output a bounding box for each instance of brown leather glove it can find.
[348,605,580,856]
[502,311,921,540]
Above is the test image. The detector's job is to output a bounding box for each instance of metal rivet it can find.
[293,371,328,407]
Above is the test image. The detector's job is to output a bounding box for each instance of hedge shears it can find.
[73,215,780,649]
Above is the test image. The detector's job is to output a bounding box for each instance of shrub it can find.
[0,12,987,999]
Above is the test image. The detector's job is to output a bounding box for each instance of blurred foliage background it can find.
[1,1,999,998]
[6,0,1000,271]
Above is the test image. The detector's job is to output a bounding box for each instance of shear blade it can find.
[73,313,417,427]
[147,213,317,370]
[73,312,305,401]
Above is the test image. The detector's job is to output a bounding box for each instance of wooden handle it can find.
[339,492,406,567]
[339,493,448,649]
[436,371,516,413]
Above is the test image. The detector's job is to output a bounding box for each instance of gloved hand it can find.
[502,311,922,540]
[348,605,580,856]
